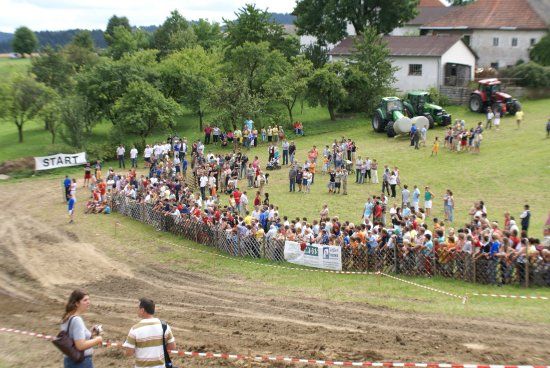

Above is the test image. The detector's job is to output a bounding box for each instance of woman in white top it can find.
[388,172,398,198]
[60,289,102,368]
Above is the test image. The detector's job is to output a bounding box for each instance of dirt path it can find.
[0,178,549,367]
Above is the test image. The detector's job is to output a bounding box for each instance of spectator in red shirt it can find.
[204,125,212,144]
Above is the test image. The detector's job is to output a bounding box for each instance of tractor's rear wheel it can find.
[372,110,386,133]
[469,94,483,113]
[386,121,396,138]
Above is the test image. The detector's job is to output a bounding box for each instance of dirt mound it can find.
[0,156,34,174]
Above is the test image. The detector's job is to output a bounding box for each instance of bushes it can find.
[503,62,550,88]
[427,87,450,107]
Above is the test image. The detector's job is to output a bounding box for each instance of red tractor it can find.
[469,78,522,115]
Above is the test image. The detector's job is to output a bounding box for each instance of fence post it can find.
[394,245,398,275]
[525,244,531,288]
[472,254,476,284]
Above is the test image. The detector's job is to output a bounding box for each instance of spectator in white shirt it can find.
[130,146,138,168]
[116,145,126,169]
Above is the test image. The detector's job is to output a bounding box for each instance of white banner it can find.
[284,241,342,271]
[34,152,87,171]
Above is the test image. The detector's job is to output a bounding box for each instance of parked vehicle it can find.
[403,91,451,129]
[469,78,521,115]
[372,97,429,137]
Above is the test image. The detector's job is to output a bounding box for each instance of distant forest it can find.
[0,13,296,53]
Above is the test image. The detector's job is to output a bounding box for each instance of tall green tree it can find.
[112,81,181,146]
[192,19,223,51]
[76,54,155,124]
[71,30,95,50]
[265,55,313,123]
[153,10,197,57]
[40,93,62,144]
[0,75,50,142]
[159,47,222,131]
[224,4,300,59]
[530,31,550,66]
[303,42,329,69]
[105,15,131,46]
[31,46,75,95]
[107,26,138,59]
[59,95,91,148]
[307,62,347,121]
[225,41,288,95]
[209,78,265,131]
[342,28,397,113]
[293,0,419,44]
[12,26,38,57]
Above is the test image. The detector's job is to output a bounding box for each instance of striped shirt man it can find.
[123,317,175,368]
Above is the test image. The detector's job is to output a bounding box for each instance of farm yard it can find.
[1,0,550,367]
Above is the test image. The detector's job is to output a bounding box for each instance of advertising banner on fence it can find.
[284,241,342,271]
[34,152,87,171]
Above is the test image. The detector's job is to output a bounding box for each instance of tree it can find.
[293,0,419,44]
[159,47,222,131]
[224,4,300,59]
[192,19,223,51]
[303,42,329,69]
[76,56,153,123]
[342,28,397,113]
[265,55,313,123]
[209,78,265,131]
[225,41,288,95]
[307,62,347,121]
[105,15,131,46]
[153,10,197,57]
[40,93,62,144]
[71,30,94,50]
[112,80,181,146]
[0,75,50,142]
[59,96,90,148]
[108,26,138,59]
[12,26,38,57]
[31,46,75,95]
[530,31,550,66]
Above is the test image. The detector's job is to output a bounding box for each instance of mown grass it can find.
[78,208,550,324]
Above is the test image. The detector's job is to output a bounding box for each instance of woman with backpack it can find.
[59,289,103,367]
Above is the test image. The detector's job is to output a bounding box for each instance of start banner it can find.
[284,241,342,271]
[34,152,87,171]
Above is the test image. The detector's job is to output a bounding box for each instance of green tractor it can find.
[403,91,451,129]
[372,97,429,138]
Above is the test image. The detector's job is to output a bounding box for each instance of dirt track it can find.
[0,178,549,367]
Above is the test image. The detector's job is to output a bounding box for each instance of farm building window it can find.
[462,35,471,46]
[493,37,499,46]
[408,64,422,76]
[530,38,536,46]
[490,62,499,69]
[511,38,518,47]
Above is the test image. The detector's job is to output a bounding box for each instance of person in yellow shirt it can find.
[515,110,524,129]
[244,212,253,226]
[309,160,316,184]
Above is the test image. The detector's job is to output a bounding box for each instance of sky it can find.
[0,0,297,33]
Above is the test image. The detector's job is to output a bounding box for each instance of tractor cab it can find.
[407,92,431,115]
[383,97,403,114]
[478,79,502,102]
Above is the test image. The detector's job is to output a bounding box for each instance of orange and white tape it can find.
[471,293,548,300]
[2,327,548,368]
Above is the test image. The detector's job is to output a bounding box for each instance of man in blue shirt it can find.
[67,195,76,223]
[63,175,71,201]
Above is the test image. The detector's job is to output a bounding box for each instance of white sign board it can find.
[284,241,342,271]
[34,152,87,171]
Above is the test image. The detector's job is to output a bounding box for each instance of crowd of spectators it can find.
[77,119,549,286]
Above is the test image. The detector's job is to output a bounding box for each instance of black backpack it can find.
[161,321,176,368]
